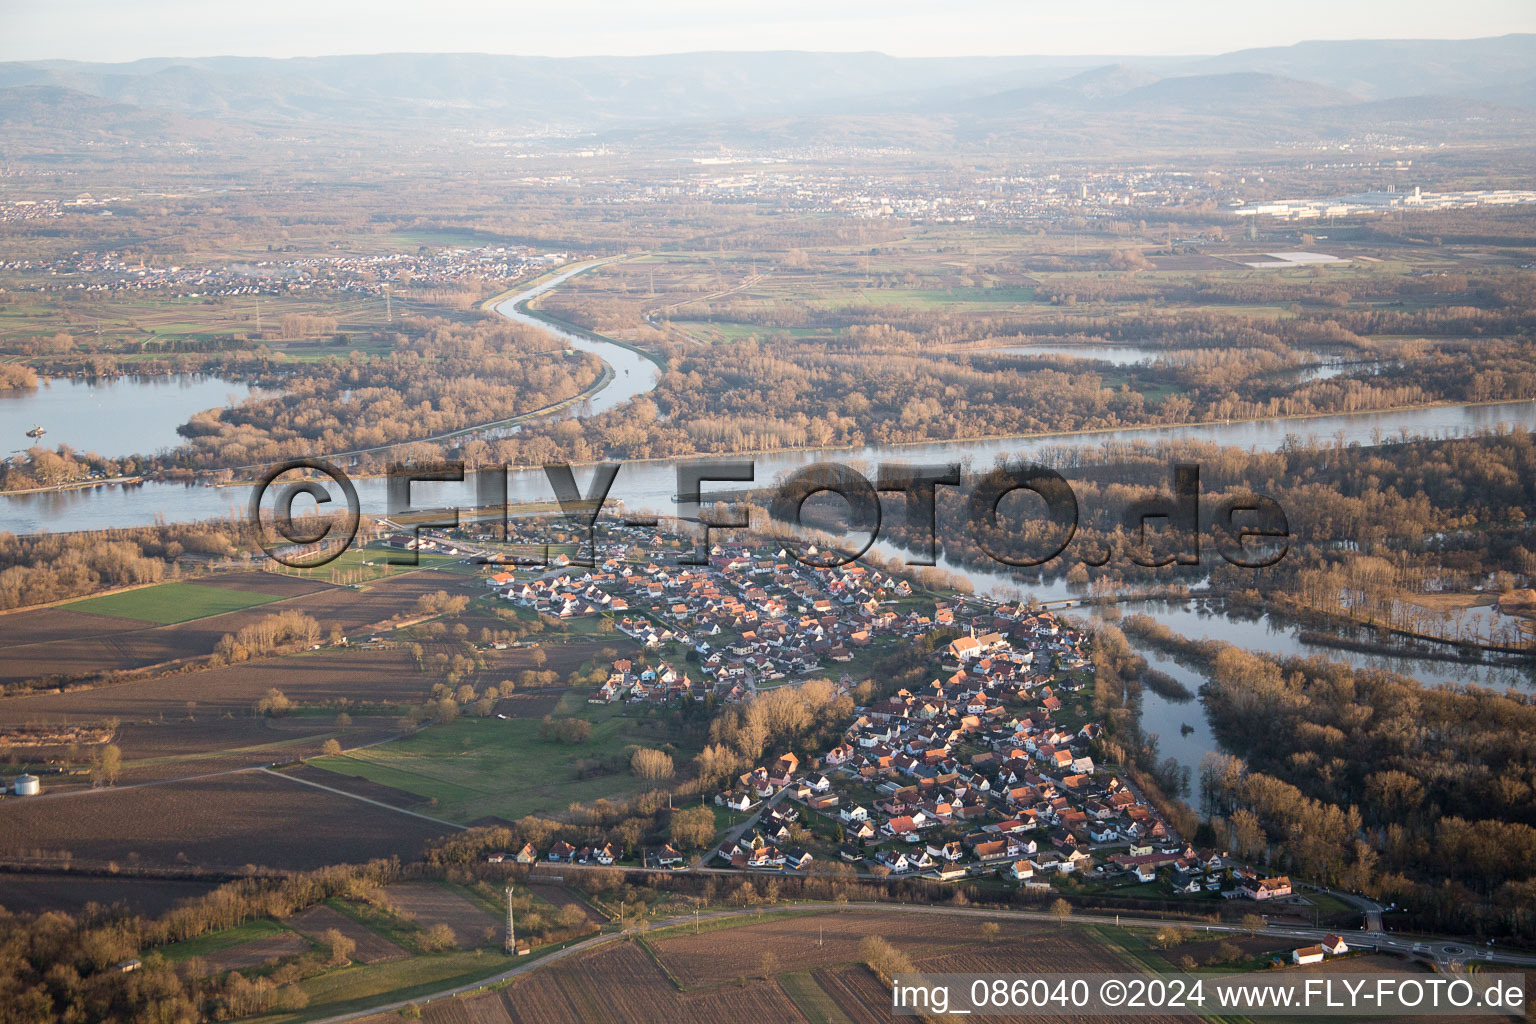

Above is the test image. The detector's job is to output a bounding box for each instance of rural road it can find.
[305,897,1536,1023]
[642,270,766,320]
[689,787,788,869]
[309,927,625,1024]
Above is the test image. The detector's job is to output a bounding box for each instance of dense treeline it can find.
[1196,646,1536,938]
[172,316,602,468]
[0,365,37,390]
[0,445,137,491]
[0,859,405,1024]
[695,678,855,787]
[211,611,322,665]
[844,433,1536,649]
[0,524,245,614]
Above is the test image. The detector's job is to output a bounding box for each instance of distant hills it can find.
[1181,34,1536,100]
[0,83,235,142]
[959,70,1361,118]
[0,35,1533,153]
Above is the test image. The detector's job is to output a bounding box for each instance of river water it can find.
[490,263,661,420]
[2,265,1534,557]
[4,396,1533,535]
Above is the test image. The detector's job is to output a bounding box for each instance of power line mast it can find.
[504,885,516,954]
[385,285,393,323]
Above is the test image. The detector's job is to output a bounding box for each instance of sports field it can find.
[61,581,291,624]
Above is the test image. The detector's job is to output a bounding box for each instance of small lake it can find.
[1108,599,1536,802]
[1131,646,1215,798]
[993,343,1387,384]
[992,343,1163,366]
[0,375,250,460]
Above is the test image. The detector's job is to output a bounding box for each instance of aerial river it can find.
[5,394,1533,537]
[489,261,660,420]
[2,265,1532,794]
[1,263,1534,539]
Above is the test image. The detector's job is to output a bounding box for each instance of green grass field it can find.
[312,708,696,822]
[279,950,516,1022]
[155,918,297,963]
[778,971,856,1024]
[267,545,462,585]
[63,581,289,624]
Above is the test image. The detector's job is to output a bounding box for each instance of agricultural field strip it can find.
[778,972,857,1024]
[309,930,624,1024]
[285,904,409,964]
[0,769,452,871]
[1,727,408,804]
[0,569,467,704]
[258,767,467,832]
[384,882,501,947]
[122,732,344,770]
[199,931,316,973]
[302,900,1397,1024]
[156,917,298,963]
[0,580,325,650]
[320,749,496,802]
[4,762,277,804]
[60,582,292,624]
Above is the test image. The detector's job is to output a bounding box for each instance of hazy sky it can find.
[3,0,1534,62]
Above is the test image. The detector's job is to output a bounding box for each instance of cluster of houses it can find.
[588,658,715,705]
[468,524,1289,910]
[714,753,826,871]
[13,243,565,299]
[486,840,689,869]
[702,621,1252,900]
[483,528,964,691]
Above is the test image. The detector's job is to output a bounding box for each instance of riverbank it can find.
[0,475,145,496]
[1295,627,1536,666]
[1259,594,1536,660]
[272,392,1536,482]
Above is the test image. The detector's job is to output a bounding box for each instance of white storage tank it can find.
[13,774,40,797]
